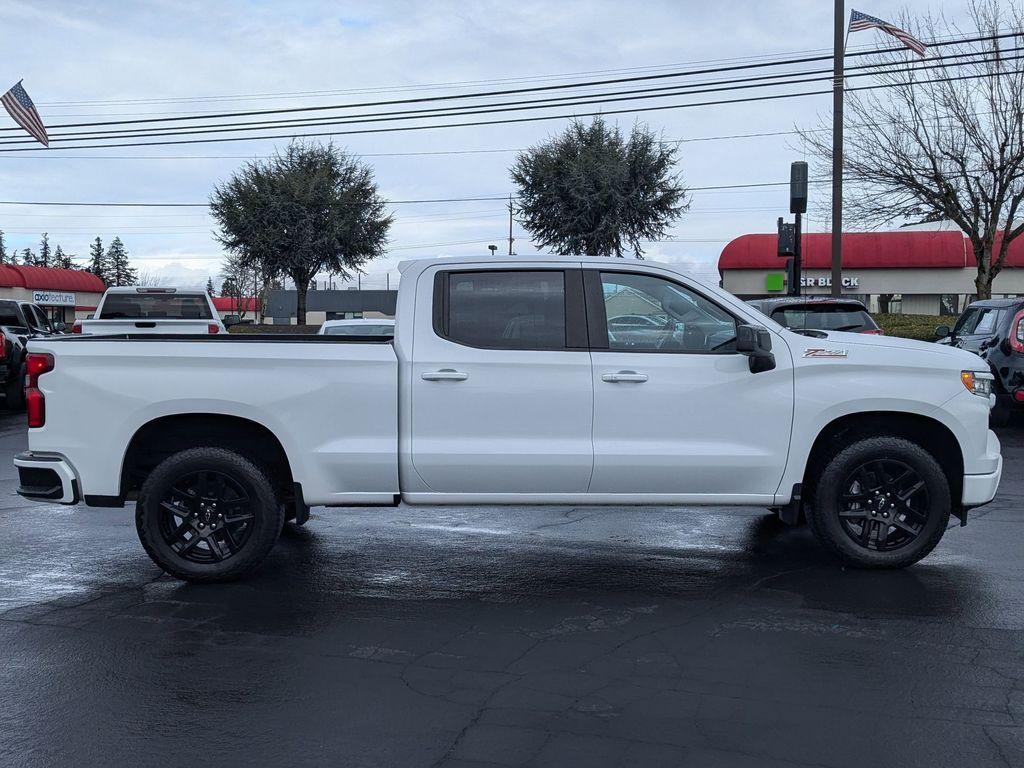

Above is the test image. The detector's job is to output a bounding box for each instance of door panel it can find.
[588,269,794,498]
[410,267,593,494]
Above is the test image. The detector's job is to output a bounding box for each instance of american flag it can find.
[1,81,48,147]
[849,10,927,57]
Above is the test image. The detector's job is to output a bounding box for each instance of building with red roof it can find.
[718,230,1024,315]
[0,263,106,324]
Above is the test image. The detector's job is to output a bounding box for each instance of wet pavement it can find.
[1,412,1022,768]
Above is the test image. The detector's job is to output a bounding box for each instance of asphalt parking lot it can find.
[1,412,1022,768]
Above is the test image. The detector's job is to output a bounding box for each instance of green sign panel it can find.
[765,273,785,292]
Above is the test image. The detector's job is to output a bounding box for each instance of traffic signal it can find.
[777,217,796,256]
[790,161,808,214]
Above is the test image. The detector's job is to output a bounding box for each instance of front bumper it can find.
[962,453,1002,508]
[14,452,80,504]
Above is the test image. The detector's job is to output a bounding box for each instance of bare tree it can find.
[799,0,1024,298]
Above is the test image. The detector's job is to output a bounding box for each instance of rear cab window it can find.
[771,304,878,333]
[98,292,213,320]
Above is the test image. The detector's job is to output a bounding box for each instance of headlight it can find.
[961,370,993,397]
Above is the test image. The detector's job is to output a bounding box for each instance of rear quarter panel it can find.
[25,338,399,505]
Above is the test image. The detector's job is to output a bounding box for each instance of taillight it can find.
[1010,309,1024,354]
[25,352,54,429]
[208,323,220,334]
[0,331,6,359]
[71,320,82,334]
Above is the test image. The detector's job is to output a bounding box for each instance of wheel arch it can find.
[121,413,295,502]
[802,411,964,515]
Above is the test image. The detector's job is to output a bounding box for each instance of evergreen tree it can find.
[106,237,137,286]
[38,233,51,267]
[88,237,109,284]
[0,229,6,264]
[21,248,35,266]
[53,244,75,270]
[206,277,215,295]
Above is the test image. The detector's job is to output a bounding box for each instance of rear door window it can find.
[437,270,568,350]
[99,293,213,320]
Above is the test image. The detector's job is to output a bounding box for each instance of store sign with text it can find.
[800,276,860,288]
[31,290,76,306]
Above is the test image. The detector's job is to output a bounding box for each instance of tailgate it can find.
[81,319,215,335]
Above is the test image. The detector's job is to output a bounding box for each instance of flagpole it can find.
[830,0,845,298]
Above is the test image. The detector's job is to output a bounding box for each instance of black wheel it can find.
[136,447,283,582]
[808,437,950,569]
[5,368,24,410]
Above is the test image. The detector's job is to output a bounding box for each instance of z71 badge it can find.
[803,348,848,358]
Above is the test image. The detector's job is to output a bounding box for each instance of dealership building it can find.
[718,230,1024,315]
[0,264,106,325]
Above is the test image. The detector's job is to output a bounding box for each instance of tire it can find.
[5,368,24,411]
[807,436,951,569]
[136,447,283,583]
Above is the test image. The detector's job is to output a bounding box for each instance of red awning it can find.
[717,230,1024,272]
[211,296,261,312]
[0,264,106,292]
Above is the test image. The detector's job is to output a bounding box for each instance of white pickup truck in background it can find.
[17,256,1002,582]
[73,287,226,335]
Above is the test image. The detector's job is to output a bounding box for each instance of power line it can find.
[18,30,1013,134]
[6,44,1014,147]
[2,61,1018,154]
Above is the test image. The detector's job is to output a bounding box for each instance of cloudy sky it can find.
[0,0,973,289]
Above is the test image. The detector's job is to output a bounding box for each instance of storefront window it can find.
[939,294,959,316]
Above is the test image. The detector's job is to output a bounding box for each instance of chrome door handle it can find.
[421,369,469,381]
[601,371,648,383]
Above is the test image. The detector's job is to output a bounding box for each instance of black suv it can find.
[936,298,1024,423]
[0,301,66,409]
[746,297,883,335]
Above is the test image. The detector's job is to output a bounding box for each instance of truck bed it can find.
[25,333,400,506]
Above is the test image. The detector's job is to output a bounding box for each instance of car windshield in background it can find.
[324,324,394,336]
[0,304,23,327]
[954,306,1006,336]
[771,305,878,333]
[98,294,212,320]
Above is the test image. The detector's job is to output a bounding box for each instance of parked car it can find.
[318,318,395,337]
[74,287,225,335]
[936,298,1024,424]
[16,256,1001,582]
[746,297,883,336]
[0,300,65,410]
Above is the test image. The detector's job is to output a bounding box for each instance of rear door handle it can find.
[421,369,469,381]
[601,371,648,383]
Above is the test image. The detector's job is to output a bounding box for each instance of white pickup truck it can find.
[16,256,1002,582]
[73,287,226,335]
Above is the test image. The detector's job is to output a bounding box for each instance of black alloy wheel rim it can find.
[157,470,255,564]
[837,459,930,552]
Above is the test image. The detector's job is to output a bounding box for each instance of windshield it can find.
[99,293,212,320]
[953,306,1005,336]
[771,304,878,333]
[323,323,394,336]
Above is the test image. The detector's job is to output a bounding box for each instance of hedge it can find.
[874,313,957,342]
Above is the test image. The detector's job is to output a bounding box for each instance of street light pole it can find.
[831,0,845,297]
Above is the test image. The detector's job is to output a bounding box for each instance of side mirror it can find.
[736,324,776,373]
[935,324,951,339]
[52,322,66,333]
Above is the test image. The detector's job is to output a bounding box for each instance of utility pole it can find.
[507,194,516,255]
[831,0,845,297]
